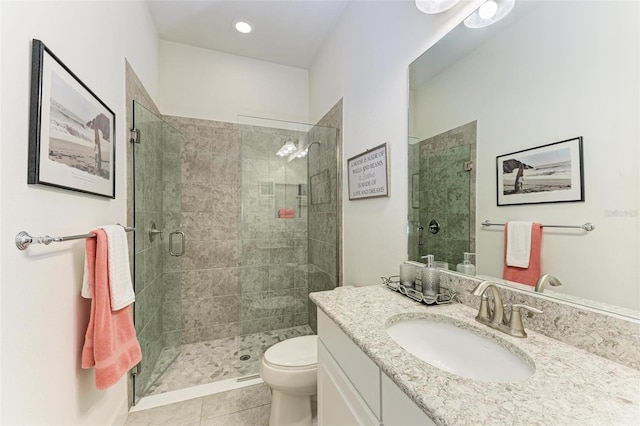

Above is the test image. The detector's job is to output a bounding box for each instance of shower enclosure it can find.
[131,107,339,403]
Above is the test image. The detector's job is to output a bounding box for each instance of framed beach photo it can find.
[496,137,584,206]
[28,39,116,198]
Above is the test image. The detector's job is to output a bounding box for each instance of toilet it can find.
[260,335,318,426]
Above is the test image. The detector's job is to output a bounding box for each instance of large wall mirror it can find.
[408,1,639,317]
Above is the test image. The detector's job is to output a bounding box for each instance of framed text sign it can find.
[347,143,389,200]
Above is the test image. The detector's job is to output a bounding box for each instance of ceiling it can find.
[145,0,351,69]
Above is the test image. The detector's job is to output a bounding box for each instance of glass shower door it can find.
[235,115,338,378]
[132,101,183,403]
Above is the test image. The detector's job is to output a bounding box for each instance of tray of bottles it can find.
[381,276,454,305]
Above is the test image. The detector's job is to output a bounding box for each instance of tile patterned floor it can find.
[146,325,314,396]
[126,383,318,426]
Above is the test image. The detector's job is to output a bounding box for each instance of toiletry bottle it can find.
[399,263,415,289]
[456,252,476,276]
[420,254,440,299]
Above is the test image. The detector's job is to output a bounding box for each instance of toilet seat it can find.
[264,335,317,368]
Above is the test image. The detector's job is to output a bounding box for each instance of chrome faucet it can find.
[534,274,562,293]
[470,280,542,338]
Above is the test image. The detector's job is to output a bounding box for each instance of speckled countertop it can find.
[310,285,640,426]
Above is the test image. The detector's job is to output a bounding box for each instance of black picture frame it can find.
[347,143,390,200]
[28,39,116,199]
[496,137,584,206]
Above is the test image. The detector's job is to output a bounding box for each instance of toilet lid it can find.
[264,335,317,367]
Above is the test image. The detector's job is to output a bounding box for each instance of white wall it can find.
[308,0,483,286]
[159,40,309,124]
[411,1,639,309]
[0,1,159,424]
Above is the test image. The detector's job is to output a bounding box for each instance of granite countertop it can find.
[310,285,640,426]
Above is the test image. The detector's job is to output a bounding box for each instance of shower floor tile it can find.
[146,325,314,396]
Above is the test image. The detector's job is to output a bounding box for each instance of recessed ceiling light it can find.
[234,20,252,34]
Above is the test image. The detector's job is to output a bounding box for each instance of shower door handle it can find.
[169,231,185,257]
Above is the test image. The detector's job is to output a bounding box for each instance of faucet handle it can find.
[476,294,491,321]
[508,304,543,338]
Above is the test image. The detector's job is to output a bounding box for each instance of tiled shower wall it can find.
[162,116,241,344]
[307,99,343,332]
[238,125,309,335]
[161,116,313,344]
[410,121,476,268]
[408,142,420,262]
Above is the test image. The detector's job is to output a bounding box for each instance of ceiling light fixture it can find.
[295,147,309,158]
[415,0,460,14]
[478,0,498,19]
[464,0,515,29]
[276,138,297,157]
[234,20,252,34]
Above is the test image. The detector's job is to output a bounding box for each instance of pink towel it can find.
[82,229,142,390]
[278,209,295,218]
[502,223,542,286]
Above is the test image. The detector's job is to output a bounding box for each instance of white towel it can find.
[506,221,533,268]
[81,225,135,310]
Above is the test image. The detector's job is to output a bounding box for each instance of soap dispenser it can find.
[456,252,476,276]
[420,254,440,299]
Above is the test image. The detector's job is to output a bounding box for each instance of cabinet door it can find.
[381,374,436,426]
[318,341,380,426]
[317,309,381,417]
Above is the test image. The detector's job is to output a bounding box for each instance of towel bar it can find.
[481,220,595,232]
[15,225,135,251]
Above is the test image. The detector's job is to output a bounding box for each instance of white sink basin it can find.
[386,318,534,383]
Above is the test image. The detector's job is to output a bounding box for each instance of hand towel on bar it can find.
[81,225,135,310]
[82,229,142,390]
[503,222,543,286]
[506,221,533,268]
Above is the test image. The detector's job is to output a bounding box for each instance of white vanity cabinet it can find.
[318,342,380,425]
[381,374,436,426]
[318,309,380,425]
[317,309,435,426]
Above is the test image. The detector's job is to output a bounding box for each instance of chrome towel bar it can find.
[481,220,595,232]
[15,225,135,251]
